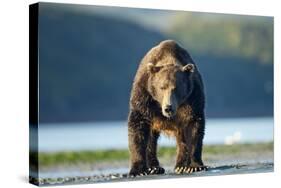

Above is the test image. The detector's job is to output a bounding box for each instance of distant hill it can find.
[167,12,273,64]
[37,3,273,123]
[38,3,166,123]
[194,56,273,118]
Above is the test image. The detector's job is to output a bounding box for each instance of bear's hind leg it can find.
[146,130,165,175]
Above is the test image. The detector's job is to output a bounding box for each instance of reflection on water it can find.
[38,117,273,152]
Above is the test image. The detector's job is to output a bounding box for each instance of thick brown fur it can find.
[128,40,206,176]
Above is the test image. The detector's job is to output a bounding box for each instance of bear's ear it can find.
[182,63,195,72]
[147,62,162,73]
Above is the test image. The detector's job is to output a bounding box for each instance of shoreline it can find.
[36,142,273,168]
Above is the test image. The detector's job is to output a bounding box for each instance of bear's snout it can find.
[162,104,176,118]
[164,105,173,113]
[161,90,178,118]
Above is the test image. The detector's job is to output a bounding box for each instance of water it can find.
[38,117,273,152]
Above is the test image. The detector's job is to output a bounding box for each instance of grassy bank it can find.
[36,142,273,167]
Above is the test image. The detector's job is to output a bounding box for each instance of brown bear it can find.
[127,40,206,176]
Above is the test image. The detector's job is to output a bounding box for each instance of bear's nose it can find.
[164,105,173,114]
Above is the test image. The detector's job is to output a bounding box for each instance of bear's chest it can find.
[151,105,193,136]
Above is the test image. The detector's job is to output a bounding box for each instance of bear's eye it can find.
[160,84,168,90]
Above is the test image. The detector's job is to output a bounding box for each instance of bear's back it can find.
[141,40,193,67]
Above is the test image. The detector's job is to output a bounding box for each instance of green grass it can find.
[36,142,273,167]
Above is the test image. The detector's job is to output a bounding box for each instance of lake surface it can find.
[37,117,273,152]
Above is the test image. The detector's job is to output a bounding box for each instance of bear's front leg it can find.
[146,130,165,175]
[185,116,207,173]
[174,129,190,174]
[174,116,207,174]
[128,111,150,176]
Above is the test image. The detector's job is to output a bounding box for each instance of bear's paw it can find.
[174,166,207,174]
[148,166,165,175]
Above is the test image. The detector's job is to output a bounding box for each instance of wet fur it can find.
[128,40,206,176]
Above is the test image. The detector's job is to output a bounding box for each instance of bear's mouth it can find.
[165,115,176,121]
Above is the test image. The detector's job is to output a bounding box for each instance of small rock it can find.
[110,174,118,179]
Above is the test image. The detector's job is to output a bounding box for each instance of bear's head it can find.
[147,62,195,118]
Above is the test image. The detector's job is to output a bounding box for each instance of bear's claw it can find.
[148,166,165,175]
[129,166,149,177]
[129,166,166,177]
[174,166,207,174]
[139,172,148,176]
[129,171,148,177]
